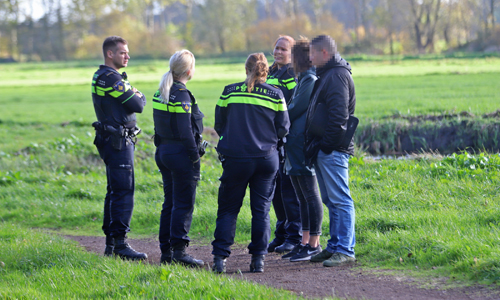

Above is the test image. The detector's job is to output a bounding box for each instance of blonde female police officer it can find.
[211,53,290,273]
[153,50,205,267]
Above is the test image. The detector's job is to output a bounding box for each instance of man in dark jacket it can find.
[304,35,356,267]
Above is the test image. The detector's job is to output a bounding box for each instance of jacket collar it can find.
[316,54,351,76]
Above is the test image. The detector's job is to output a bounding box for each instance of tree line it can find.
[0,0,499,62]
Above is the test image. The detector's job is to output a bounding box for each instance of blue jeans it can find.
[315,150,355,257]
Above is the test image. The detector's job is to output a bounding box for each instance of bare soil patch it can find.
[66,235,500,300]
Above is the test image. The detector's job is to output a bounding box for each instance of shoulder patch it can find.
[181,101,191,113]
[113,80,125,92]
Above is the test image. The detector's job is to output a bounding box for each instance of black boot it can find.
[113,237,148,261]
[250,255,264,273]
[172,243,204,268]
[212,255,227,273]
[104,235,114,256]
[160,249,173,265]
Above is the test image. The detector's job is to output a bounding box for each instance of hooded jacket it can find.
[284,67,317,176]
[305,55,356,161]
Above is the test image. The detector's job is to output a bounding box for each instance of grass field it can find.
[1,57,500,298]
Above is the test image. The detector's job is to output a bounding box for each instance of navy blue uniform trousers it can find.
[155,144,200,252]
[212,153,279,257]
[97,136,135,238]
[272,163,302,244]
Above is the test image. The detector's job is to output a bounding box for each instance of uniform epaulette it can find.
[106,71,115,77]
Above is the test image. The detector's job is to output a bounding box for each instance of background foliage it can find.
[1,0,500,61]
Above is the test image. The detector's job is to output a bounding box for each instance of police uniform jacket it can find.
[92,65,146,129]
[266,63,297,103]
[214,82,290,158]
[153,81,204,162]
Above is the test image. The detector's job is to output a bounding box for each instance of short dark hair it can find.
[311,35,337,56]
[102,36,127,58]
[292,38,311,74]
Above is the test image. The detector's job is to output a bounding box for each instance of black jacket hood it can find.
[316,54,352,77]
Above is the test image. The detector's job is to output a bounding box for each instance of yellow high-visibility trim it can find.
[153,98,191,113]
[217,93,286,111]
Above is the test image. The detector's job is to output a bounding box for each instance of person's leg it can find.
[290,175,309,246]
[298,175,323,248]
[212,157,254,257]
[316,150,355,258]
[157,145,202,267]
[270,169,286,249]
[308,163,335,263]
[167,153,200,248]
[156,147,174,262]
[102,138,146,260]
[281,169,302,245]
[247,154,279,256]
[102,140,135,238]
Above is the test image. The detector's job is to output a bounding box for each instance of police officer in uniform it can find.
[266,35,302,254]
[91,36,147,260]
[153,50,205,267]
[211,53,290,273]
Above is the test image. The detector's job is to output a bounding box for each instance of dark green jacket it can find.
[284,68,317,176]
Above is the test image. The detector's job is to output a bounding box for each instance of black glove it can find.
[198,140,208,157]
[277,137,286,164]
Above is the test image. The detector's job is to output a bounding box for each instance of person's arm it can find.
[174,92,199,162]
[287,75,316,123]
[105,74,146,113]
[320,71,350,153]
[214,87,228,137]
[274,91,290,139]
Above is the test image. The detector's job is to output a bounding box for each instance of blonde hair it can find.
[244,53,268,93]
[158,49,195,102]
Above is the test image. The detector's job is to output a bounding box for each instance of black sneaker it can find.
[267,239,283,253]
[275,242,296,254]
[281,243,304,259]
[290,244,322,262]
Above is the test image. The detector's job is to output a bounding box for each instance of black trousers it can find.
[271,164,302,244]
[97,136,135,238]
[156,144,200,252]
[290,175,323,235]
[212,153,279,257]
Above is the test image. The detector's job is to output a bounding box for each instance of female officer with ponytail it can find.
[211,53,290,273]
[153,50,204,268]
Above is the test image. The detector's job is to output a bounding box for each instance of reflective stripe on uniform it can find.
[94,86,113,96]
[217,92,287,112]
[153,97,191,113]
[266,76,297,91]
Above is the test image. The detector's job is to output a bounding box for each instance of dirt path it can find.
[66,235,500,300]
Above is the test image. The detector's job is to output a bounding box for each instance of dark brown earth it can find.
[66,235,500,300]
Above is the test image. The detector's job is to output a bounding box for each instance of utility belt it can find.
[92,121,141,150]
[154,133,208,157]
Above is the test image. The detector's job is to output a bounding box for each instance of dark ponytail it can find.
[245,53,268,93]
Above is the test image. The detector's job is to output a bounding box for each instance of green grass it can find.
[350,153,500,282]
[1,57,500,297]
[0,224,299,299]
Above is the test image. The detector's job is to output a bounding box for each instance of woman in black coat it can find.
[282,39,323,262]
